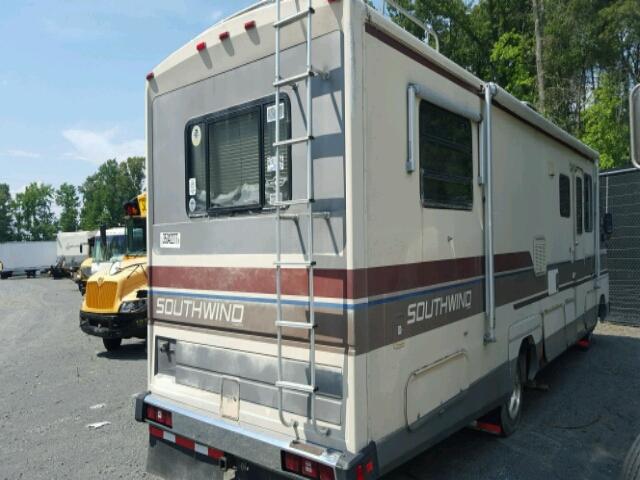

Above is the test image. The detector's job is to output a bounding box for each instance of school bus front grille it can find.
[86,282,118,310]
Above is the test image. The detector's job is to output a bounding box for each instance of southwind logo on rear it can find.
[155,296,244,324]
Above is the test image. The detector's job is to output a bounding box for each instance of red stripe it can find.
[175,435,195,450]
[149,425,164,439]
[150,252,531,299]
[208,447,224,460]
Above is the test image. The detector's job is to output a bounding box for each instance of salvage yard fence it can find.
[600,167,640,325]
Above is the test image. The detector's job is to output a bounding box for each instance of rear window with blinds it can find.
[185,96,291,216]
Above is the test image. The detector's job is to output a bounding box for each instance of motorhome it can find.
[80,193,148,351]
[134,1,610,479]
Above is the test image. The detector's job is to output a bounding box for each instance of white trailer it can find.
[134,1,610,479]
[56,231,92,270]
[0,241,57,279]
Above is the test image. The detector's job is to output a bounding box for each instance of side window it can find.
[559,174,571,218]
[185,97,291,216]
[419,100,473,210]
[584,174,593,232]
[575,176,583,234]
[186,122,207,215]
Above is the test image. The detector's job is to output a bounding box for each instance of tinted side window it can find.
[419,100,473,210]
[559,174,570,218]
[576,176,583,234]
[584,174,593,232]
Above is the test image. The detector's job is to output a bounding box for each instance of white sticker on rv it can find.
[266,103,285,123]
[191,125,202,147]
[188,178,197,196]
[160,232,181,249]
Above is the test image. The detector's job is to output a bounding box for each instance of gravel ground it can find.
[1,277,639,480]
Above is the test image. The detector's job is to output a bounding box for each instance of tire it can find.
[621,433,640,480]
[499,352,525,437]
[103,338,122,352]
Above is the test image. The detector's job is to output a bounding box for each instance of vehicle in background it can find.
[80,193,148,351]
[0,241,57,279]
[51,230,93,279]
[134,2,609,479]
[74,233,97,294]
[90,227,127,276]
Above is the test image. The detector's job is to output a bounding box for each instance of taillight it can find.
[282,451,335,480]
[145,405,173,427]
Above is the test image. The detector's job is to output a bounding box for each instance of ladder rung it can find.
[276,381,318,394]
[279,211,330,221]
[274,135,314,148]
[274,70,315,88]
[273,7,314,28]
[274,260,316,267]
[276,320,316,330]
[274,198,313,207]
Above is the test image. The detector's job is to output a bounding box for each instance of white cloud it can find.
[5,149,41,159]
[62,128,144,164]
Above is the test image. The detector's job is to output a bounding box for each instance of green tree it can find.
[581,73,630,169]
[490,31,536,102]
[0,183,14,242]
[13,183,57,241]
[56,183,80,232]
[79,157,145,230]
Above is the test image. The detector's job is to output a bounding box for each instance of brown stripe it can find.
[364,22,593,163]
[150,252,532,299]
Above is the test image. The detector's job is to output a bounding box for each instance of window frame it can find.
[559,174,571,218]
[418,99,474,211]
[575,175,583,235]
[183,94,292,217]
[584,173,593,232]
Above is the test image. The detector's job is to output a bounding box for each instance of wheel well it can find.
[598,294,608,319]
[520,336,538,381]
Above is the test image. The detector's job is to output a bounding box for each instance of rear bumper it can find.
[134,392,378,480]
[79,311,147,339]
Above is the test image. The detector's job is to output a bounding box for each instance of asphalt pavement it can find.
[0,277,638,480]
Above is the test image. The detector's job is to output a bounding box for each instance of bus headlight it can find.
[119,298,147,314]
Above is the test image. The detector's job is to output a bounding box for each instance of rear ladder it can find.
[273,0,329,435]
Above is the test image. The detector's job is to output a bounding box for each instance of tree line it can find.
[385,0,639,169]
[0,157,145,243]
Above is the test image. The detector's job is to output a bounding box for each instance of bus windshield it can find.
[93,235,126,263]
[126,218,146,256]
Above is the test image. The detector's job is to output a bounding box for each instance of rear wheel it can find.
[103,338,122,351]
[499,353,525,437]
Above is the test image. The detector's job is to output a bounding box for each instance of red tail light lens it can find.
[282,451,335,480]
[283,452,301,473]
[318,464,335,480]
[145,404,172,427]
[356,464,364,480]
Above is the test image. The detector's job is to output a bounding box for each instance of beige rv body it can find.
[138,1,609,478]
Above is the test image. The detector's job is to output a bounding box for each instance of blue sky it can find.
[0,1,388,197]
[0,0,259,196]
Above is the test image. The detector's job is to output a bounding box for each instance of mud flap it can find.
[147,437,224,480]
